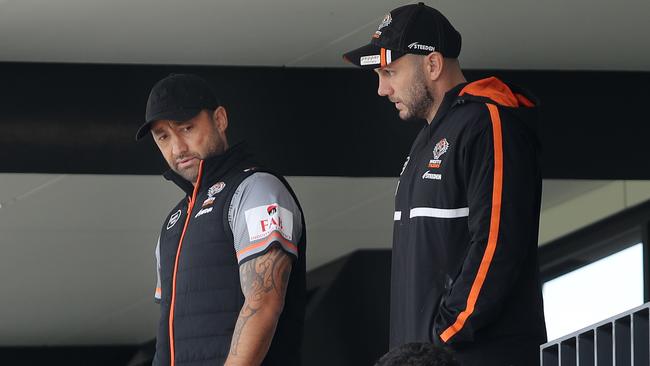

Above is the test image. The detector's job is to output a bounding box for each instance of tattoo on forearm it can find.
[230,303,257,355]
[229,246,292,356]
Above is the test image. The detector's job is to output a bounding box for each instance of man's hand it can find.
[225,246,292,366]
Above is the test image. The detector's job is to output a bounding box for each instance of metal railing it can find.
[540,302,650,366]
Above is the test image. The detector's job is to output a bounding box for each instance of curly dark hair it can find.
[375,343,460,366]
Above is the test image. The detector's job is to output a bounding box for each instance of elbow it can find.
[243,293,285,319]
[266,296,286,318]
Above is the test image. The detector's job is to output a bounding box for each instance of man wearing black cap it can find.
[344,3,546,365]
[137,74,306,366]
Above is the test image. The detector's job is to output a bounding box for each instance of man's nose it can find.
[171,136,188,157]
[377,77,392,97]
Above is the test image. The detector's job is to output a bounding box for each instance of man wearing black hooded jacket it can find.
[344,3,547,365]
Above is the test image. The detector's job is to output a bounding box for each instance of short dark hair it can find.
[375,343,460,366]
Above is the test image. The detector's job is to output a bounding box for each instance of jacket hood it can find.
[451,76,542,153]
[457,77,538,108]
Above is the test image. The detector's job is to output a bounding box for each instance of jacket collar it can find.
[163,142,253,196]
[426,82,468,129]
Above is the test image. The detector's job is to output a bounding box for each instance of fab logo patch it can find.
[244,203,294,242]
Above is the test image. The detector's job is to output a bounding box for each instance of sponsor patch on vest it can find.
[195,207,213,218]
[244,203,294,242]
[167,209,182,230]
[202,197,215,208]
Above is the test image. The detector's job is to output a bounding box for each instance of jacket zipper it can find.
[168,161,204,366]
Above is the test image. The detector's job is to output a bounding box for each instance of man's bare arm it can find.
[225,246,292,366]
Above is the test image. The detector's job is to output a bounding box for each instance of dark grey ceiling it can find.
[0,0,648,70]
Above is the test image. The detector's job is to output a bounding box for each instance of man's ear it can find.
[212,106,228,133]
[425,52,444,81]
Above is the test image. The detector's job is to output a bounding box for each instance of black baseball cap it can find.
[135,73,221,140]
[343,2,461,69]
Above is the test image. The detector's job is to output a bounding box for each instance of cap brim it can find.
[135,109,202,141]
[343,43,405,69]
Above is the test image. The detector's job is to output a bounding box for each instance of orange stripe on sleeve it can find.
[439,103,503,343]
[236,232,298,261]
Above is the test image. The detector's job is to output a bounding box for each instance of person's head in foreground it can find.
[375,343,460,366]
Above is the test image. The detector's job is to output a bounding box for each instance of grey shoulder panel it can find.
[228,172,302,264]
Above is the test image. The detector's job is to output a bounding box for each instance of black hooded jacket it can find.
[390,77,547,366]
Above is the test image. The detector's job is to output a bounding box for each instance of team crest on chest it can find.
[208,182,226,197]
[200,182,226,209]
[428,138,450,169]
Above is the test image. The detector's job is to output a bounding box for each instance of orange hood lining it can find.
[459,77,534,108]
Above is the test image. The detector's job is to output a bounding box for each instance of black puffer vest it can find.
[153,143,306,366]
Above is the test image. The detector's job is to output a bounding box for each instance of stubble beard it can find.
[172,135,225,183]
[174,159,200,183]
[401,68,434,121]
